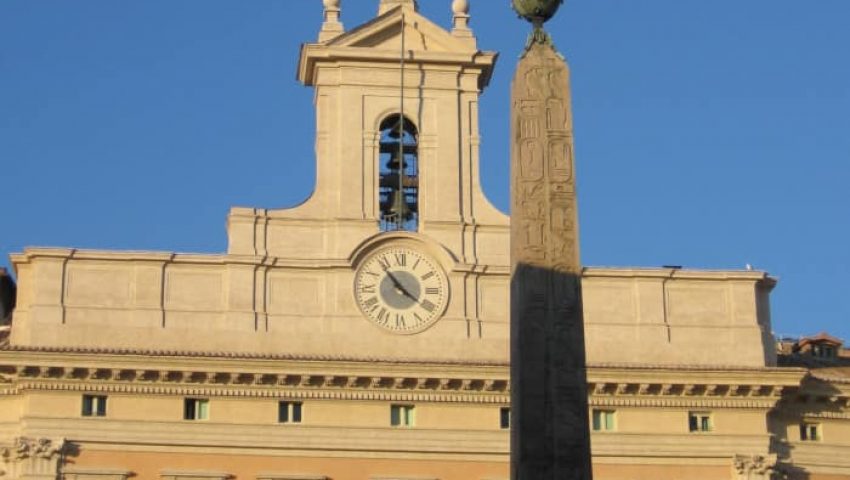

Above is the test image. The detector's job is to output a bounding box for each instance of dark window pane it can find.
[500,407,510,429]
[278,402,289,423]
[292,402,302,423]
[82,395,93,416]
[184,399,195,420]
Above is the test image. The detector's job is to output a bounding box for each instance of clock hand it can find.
[382,266,419,300]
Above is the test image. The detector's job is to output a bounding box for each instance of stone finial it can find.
[319,0,344,43]
[378,0,418,15]
[451,0,472,37]
[452,0,469,15]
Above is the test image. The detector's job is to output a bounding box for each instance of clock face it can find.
[353,246,449,334]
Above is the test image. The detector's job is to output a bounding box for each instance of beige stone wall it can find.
[593,463,731,480]
[768,378,850,477]
[583,268,777,366]
[8,249,778,367]
[70,450,510,480]
[1,349,845,479]
[69,449,804,480]
[0,395,22,426]
[14,390,508,432]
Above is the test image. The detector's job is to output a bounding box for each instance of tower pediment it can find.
[298,6,496,88]
[328,7,473,53]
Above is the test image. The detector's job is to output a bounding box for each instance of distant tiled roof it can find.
[798,332,844,348]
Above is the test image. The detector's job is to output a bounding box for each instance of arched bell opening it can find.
[378,114,419,232]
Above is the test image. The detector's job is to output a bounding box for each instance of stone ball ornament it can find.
[452,0,470,15]
[511,0,564,24]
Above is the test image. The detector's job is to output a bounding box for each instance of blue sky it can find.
[1,1,848,342]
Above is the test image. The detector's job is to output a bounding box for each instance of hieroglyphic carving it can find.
[512,53,579,274]
[511,41,593,479]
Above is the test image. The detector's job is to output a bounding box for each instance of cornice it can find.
[783,442,850,475]
[11,249,778,284]
[0,346,810,373]
[0,352,824,408]
[590,396,782,410]
[0,358,510,402]
[582,266,775,283]
[0,345,509,368]
[10,380,510,404]
[810,371,850,385]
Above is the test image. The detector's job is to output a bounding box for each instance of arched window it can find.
[378,114,419,232]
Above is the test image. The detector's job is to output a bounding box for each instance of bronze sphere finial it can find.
[511,0,564,25]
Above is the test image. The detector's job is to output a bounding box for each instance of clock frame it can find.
[353,246,449,334]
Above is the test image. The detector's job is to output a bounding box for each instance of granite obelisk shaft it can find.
[510,40,593,480]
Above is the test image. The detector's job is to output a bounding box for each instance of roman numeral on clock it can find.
[425,287,440,296]
[420,300,436,313]
[377,256,391,270]
[421,271,435,281]
[394,253,407,267]
[361,284,376,294]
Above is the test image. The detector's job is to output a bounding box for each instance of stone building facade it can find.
[1,1,848,479]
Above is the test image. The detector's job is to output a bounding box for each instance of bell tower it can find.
[227,0,509,267]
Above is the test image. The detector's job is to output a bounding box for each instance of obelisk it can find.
[510,1,594,479]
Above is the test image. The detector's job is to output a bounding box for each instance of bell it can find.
[385,150,406,172]
[387,117,405,139]
[385,189,412,222]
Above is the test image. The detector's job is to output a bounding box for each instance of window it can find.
[279,401,303,424]
[800,422,821,441]
[183,398,209,421]
[81,395,107,417]
[390,404,415,427]
[813,344,836,359]
[592,409,616,432]
[378,114,419,232]
[500,407,511,430]
[689,412,712,432]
